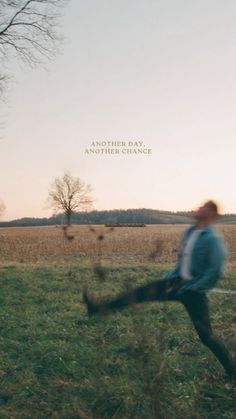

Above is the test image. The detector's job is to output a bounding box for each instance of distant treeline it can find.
[1,209,236,227]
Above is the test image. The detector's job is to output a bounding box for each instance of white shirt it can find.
[180,229,203,280]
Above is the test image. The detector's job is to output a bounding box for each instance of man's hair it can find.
[205,200,219,216]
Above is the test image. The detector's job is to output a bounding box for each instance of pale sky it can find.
[1,0,236,221]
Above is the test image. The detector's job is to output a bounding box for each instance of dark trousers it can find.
[98,276,236,374]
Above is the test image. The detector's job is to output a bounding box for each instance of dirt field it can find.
[1,224,236,267]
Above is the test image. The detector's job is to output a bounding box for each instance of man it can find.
[83,200,236,378]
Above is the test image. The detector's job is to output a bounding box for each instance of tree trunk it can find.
[66,210,72,226]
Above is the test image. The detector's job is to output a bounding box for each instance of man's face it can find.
[193,203,216,221]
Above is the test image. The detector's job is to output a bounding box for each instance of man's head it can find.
[194,200,219,224]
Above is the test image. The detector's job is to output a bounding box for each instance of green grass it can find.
[0,265,235,418]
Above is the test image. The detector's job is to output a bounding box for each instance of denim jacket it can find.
[165,224,227,293]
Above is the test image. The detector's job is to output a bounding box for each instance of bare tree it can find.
[48,171,93,226]
[0,0,68,95]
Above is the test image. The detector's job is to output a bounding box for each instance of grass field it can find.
[0,225,235,418]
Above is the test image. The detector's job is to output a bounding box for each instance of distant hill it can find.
[1,208,236,227]
[220,215,236,223]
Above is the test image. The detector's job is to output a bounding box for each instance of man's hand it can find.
[177,281,199,295]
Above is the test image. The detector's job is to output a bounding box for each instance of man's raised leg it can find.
[83,276,181,316]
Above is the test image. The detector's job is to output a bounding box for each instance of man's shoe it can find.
[83,290,100,316]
